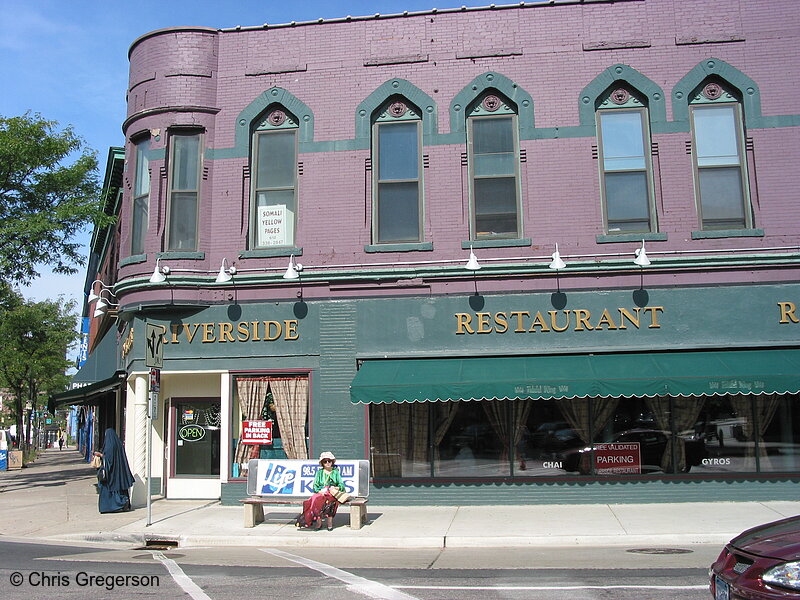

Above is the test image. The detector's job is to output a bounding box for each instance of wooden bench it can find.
[240,496,369,529]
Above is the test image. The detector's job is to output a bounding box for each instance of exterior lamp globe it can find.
[549,243,566,270]
[465,246,481,271]
[633,240,651,267]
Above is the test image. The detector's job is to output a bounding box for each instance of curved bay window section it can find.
[250,107,298,248]
[231,375,309,479]
[166,131,202,251]
[369,393,800,479]
[596,87,656,234]
[131,137,150,255]
[468,93,521,240]
[690,81,752,231]
[372,97,423,243]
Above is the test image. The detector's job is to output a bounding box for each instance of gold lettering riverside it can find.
[162,320,299,344]
[455,307,664,334]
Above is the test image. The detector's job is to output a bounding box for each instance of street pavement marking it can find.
[395,585,708,591]
[152,550,213,600]
[260,548,421,600]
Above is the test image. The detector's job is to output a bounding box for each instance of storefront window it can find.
[368,393,797,479]
[173,399,221,477]
[231,376,309,479]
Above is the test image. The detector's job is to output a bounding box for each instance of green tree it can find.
[0,286,77,453]
[0,113,111,285]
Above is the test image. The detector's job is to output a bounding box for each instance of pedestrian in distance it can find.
[93,428,135,513]
[295,451,347,531]
[58,434,64,451]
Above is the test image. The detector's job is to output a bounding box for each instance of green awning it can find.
[350,349,800,404]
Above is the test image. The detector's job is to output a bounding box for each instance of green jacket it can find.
[313,466,344,492]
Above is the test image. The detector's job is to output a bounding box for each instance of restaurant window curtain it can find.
[558,398,619,444]
[483,399,531,462]
[234,377,270,469]
[370,403,409,477]
[432,402,460,463]
[646,396,704,472]
[730,393,781,471]
[270,377,309,459]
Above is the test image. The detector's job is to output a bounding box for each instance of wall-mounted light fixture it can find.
[283,255,303,280]
[87,280,119,318]
[464,246,481,271]
[633,240,651,267]
[215,258,237,283]
[549,243,566,292]
[149,258,170,283]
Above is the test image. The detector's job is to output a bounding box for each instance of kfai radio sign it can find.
[241,420,273,445]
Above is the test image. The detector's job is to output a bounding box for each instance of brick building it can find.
[76,0,800,505]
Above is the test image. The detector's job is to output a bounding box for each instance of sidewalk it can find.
[2,448,799,549]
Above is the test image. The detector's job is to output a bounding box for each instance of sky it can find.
[0,0,476,309]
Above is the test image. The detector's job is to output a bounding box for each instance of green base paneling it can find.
[221,478,800,506]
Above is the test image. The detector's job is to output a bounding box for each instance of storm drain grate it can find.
[626,548,694,555]
[135,538,180,551]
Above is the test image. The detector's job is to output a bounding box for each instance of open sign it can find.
[179,424,206,442]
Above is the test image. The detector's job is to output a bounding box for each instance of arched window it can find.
[250,106,298,248]
[595,85,656,234]
[467,92,521,240]
[372,96,423,243]
[689,80,751,230]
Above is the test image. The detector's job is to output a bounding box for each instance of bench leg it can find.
[349,503,367,530]
[244,503,265,528]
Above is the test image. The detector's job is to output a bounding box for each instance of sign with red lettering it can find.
[593,442,641,474]
[241,420,273,445]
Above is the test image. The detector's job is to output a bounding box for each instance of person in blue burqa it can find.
[93,428,135,513]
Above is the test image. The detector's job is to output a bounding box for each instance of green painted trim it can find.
[365,242,433,253]
[148,148,166,160]
[355,79,438,143]
[596,233,668,244]
[240,247,303,258]
[672,58,762,129]
[231,88,315,158]
[461,238,532,249]
[120,253,148,266]
[579,64,668,130]
[692,228,764,239]
[157,251,205,260]
[450,72,535,137]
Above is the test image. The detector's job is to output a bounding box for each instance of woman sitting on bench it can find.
[296,451,344,531]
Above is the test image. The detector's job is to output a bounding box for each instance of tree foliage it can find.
[0,285,78,449]
[0,113,111,285]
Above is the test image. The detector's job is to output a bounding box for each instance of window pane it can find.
[474,152,515,177]
[256,131,296,189]
[758,395,800,473]
[699,167,745,228]
[131,196,148,255]
[691,396,756,474]
[134,139,150,196]
[174,400,221,476]
[605,171,651,232]
[171,134,200,191]
[378,122,419,181]
[168,191,197,250]
[600,111,646,171]
[369,403,430,478]
[256,189,295,210]
[434,400,509,477]
[474,177,517,215]
[378,182,420,242]
[472,117,513,154]
[694,106,740,166]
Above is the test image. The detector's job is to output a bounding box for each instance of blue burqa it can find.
[98,428,135,513]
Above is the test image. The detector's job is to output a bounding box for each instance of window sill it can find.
[158,251,205,260]
[692,228,764,239]
[240,247,303,258]
[461,238,532,249]
[365,242,433,253]
[596,232,668,244]
[120,253,148,266]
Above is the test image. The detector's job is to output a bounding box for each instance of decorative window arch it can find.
[595,84,657,234]
[371,95,424,243]
[249,104,299,248]
[466,90,522,240]
[687,77,752,231]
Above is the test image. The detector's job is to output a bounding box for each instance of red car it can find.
[710,515,800,599]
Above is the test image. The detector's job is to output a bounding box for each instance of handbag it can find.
[90,454,102,469]
[330,488,351,503]
[96,459,108,483]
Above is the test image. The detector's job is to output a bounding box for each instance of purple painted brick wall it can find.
[119,0,800,302]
